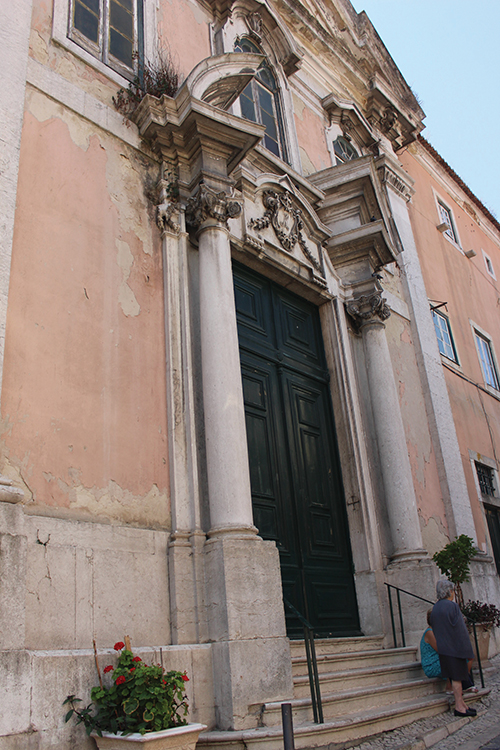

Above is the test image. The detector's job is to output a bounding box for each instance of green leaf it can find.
[64,709,74,723]
[123,698,140,715]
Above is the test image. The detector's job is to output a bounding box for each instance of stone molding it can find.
[186,183,241,229]
[346,291,391,325]
[378,164,414,203]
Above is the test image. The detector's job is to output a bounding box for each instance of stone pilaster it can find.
[346,291,425,560]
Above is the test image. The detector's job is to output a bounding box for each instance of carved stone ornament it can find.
[380,106,398,133]
[186,182,241,229]
[248,190,325,276]
[379,166,413,202]
[247,11,263,37]
[157,201,181,234]
[346,292,391,326]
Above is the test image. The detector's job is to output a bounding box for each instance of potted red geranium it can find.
[64,640,206,749]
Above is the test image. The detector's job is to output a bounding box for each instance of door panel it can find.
[234,263,360,637]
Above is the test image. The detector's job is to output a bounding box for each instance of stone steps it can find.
[259,676,446,726]
[292,660,423,698]
[289,635,384,656]
[197,691,488,750]
[198,636,487,750]
[291,645,418,676]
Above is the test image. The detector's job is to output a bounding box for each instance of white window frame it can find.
[431,308,458,363]
[52,0,155,85]
[433,191,461,248]
[482,250,496,280]
[471,321,500,392]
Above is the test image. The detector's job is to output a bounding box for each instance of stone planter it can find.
[91,723,207,750]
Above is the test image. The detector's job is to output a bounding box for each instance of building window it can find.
[483,251,496,279]
[333,136,358,165]
[69,0,143,75]
[476,462,496,497]
[475,331,500,390]
[437,200,459,244]
[485,505,500,575]
[432,309,458,362]
[234,38,287,162]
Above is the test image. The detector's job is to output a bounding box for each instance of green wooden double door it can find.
[233,263,360,638]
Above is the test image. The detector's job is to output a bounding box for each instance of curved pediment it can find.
[182,53,265,110]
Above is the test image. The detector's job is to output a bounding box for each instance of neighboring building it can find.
[0,0,499,747]
[399,136,500,582]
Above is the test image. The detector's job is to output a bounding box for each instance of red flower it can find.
[103,665,114,674]
[182,674,189,682]
[116,675,126,685]
[114,642,125,651]
[130,668,136,672]
[162,680,167,685]
[132,656,141,662]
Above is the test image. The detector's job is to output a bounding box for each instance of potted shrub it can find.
[432,534,477,608]
[461,600,500,663]
[64,641,206,749]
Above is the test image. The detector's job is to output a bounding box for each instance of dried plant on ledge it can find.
[113,46,179,118]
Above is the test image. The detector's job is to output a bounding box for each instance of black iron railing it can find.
[385,582,485,689]
[283,598,324,723]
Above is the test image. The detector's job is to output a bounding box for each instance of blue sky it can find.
[350,1,500,218]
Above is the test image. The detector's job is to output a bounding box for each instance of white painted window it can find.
[475,331,500,390]
[432,309,458,362]
[483,250,496,279]
[437,200,459,244]
[234,37,287,162]
[333,136,358,165]
[68,0,143,77]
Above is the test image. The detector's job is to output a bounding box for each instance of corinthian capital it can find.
[346,291,391,325]
[186,182,241,229]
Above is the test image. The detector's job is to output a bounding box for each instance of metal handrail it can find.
[283,598,324,723]
[384,582,485,688]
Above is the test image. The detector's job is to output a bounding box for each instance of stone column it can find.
[186,183,292,730]
[187,183,255,537]
[347,291,425,559]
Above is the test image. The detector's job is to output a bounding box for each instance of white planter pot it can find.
[91,723,207,750]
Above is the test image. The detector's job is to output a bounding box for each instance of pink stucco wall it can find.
[401,145,500,550]
[2,111,169,526]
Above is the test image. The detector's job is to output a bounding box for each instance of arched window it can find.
[333,136,358,165]
[234,38,287,162]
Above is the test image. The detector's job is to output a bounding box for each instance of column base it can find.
[389,548,428,565]
[204,533,293,730]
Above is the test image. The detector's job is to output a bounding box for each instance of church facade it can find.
[1,0,499,747]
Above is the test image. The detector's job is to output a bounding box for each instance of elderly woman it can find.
[430,579,476,716]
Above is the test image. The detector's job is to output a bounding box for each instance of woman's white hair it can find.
[436,579,454,600]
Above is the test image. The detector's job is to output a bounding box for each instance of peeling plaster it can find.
[116,239,140,317]
[27,88,91,150]
[105,144,155,258]
[420,513,449,556]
